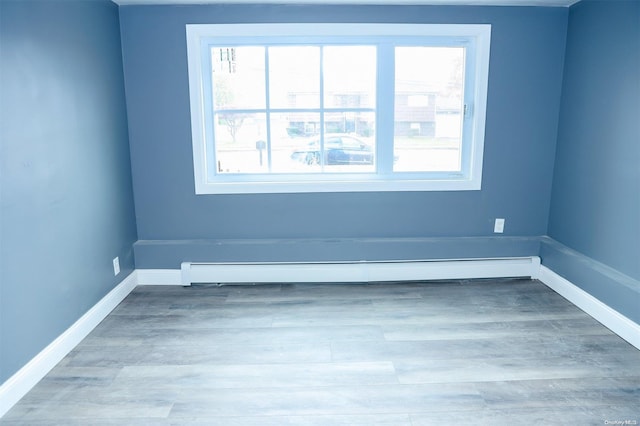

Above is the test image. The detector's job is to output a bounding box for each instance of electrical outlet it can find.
[494,218,505,233]
[113,257,120,276]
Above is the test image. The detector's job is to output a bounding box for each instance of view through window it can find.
[211,45,377,174]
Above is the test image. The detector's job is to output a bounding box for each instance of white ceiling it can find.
[114,0,581,6]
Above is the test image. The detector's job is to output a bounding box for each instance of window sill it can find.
[194,177,481,194]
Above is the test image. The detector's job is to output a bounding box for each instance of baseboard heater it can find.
[180,257,541,286]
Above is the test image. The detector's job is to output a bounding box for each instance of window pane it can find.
[322,130,376,173]
[323,46,376,109]
[268,46,320,109]
[270,112,321,173]
[214,112,267,174]
[393,47,465,172]
[324,111,376,139]
[211,46,266,110]
[323,110,376,173]
[287,133,377,174]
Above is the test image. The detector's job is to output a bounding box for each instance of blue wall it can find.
[0,0,138,383]
[119,5,568,267]
[544,0,640,322]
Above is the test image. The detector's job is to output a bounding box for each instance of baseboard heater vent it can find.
[180,257,541,286]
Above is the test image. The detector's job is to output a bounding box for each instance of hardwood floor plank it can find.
[0,414,414,426]
[111,361,398,389]
[168,384,486,417]
[331,333,636,362]
[410,406,634,425]
[66,342,333,367]
[394,355,636,384]
[476,377,640,409]
[382,317,614,341]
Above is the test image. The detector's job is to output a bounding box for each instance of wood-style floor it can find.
[2,278,639,425]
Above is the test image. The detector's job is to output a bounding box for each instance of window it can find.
[186,24,491,194]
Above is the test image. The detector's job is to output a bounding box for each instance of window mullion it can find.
[264,46,273,172]
[319,45,325,171]
[203,44,217,181]
[376,43,395,176]
[460,45,474,178]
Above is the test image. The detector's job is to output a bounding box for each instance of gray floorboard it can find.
[2,279,639,425]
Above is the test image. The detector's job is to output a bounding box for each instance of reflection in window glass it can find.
[394,47,465,173]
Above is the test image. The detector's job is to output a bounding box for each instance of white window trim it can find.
[186,23,491,194]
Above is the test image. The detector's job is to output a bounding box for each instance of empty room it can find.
[0,0,638,424]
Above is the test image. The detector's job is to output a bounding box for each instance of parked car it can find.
[290,135,374,165]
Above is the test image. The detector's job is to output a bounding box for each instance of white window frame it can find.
[186,23,491,194]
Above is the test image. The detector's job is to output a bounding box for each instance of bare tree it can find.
[212,52,246,144]
[218,113,247,143]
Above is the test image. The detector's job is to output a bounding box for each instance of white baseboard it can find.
[180,257,541,286]
[136,269,183,286]
[0,272,138,418]
[538,265,640,350]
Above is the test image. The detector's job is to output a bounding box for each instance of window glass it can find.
[323,46,376,109]
[214,112,267,174]
[211,46,265,110]
[187,24,490,193]
[270,112,321,173]
[394,46,465,173]
[268,46,320,109]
